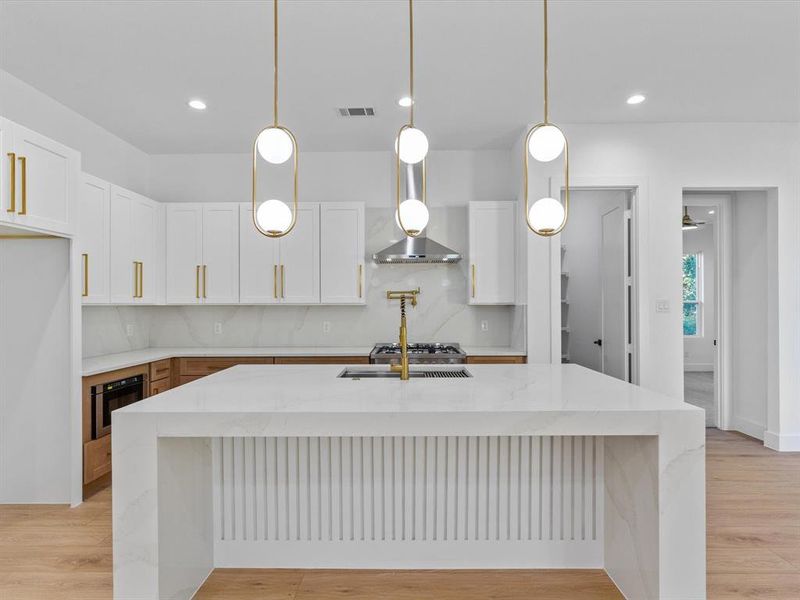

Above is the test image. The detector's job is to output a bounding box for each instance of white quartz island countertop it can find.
[112,363,705,600]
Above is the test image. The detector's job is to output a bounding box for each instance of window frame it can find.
[682,252,704,338]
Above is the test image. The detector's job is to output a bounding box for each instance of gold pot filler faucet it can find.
[386,288,421,380]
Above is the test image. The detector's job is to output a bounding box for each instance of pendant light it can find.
[252,0,298,237]
[523,0,569,237]
[395,0,430,237]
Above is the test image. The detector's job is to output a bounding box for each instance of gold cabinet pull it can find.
[17,156,26,215]
[203,265,207,298]
[132,261,138,298]
[195,265,200,299]
[138,261,144,299]
[358,264,363,298]
[273,264,278,299]
[471,264,476,298]
[82,253,89,297]
[6,152,15,213]
[280,264,285,299]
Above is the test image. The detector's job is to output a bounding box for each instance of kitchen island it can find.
[112,363,705,599]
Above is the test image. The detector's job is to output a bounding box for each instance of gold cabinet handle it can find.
[195,265,200,299]
[82,253,89,297]
[203,265,207,298]
[17,156,26,215]
[138,261,144,298]
[280,264,285,298]
[273,264,278,299]
[6,152,15,213]
[132,261,138,298]
[471,264,476,298]
[358,264,363,298]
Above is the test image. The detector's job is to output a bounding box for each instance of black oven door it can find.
[92,375,146,439]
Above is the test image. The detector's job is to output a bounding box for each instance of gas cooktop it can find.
[370,343,466,364]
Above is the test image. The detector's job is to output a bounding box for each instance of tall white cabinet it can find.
[0,117,78,236]
[78,174,110,303]
[239,203,319,304]
[468,201,516,304]
[166,203,239,304]
[320,203,365,304]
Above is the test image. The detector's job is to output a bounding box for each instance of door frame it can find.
[549,176,644,385]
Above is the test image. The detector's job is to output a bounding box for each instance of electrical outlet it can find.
[481,320,489,332]
[323,321,331,334]
[214,322,223,335]
[126,324,134,337]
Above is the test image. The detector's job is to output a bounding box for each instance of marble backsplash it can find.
[82,206,525,357]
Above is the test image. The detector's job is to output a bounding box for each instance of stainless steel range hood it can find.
[373,162,462,264]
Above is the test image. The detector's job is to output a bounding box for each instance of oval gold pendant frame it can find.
[252,125,299,238]
[523,122,570,237]
[394,123,428,238]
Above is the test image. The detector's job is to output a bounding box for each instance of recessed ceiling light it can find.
[188,99,207,110]
[398,96,413,107]
[708,210,715,215]
[626,94,646,105]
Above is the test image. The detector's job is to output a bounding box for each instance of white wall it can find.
[522,122,800,450]
[561,189,629,372]
[0,68,150,195]
[731,191,769,437]
[682,219,716,370]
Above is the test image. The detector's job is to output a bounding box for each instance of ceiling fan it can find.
[682,206,706,230]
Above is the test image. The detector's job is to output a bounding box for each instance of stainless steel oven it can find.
[91,374,147,439]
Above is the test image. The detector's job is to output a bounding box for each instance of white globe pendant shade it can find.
[527,125,566,162]
[395,199,429,235]
[395,127,429,164]
[528,197,565,233]
[256,199,293,235]
[256,127,294,165]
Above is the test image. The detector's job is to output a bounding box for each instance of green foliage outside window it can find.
[683,254,699,336]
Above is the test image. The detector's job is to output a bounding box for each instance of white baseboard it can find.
[731,415,765,441]
[684,364,713,373]
[764,430,800,452]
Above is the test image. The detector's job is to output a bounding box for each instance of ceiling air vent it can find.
[338,107,376,117]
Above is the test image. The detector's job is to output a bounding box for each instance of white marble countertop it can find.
[82,345,526,376]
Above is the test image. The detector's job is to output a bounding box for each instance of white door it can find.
[601,207,626,380]
[468,201,516,304]
[320,203,365,304]
[239,203,280,303]
[79,174,110,304]
[166,204,203,304]
[132,196,157,303]
[0,118,15,224]
[10,123,77,235]
[202,204,239,304]
[108,186,136,303]
[278,204,319,304]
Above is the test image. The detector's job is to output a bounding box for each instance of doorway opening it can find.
[559,187,637,383]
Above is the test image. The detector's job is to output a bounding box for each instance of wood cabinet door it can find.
[202,203,239,303]
[132,195,157,303]
[79,174,110,304]
[278,203,319,304]
[8,122,77,235]
[165,204,203,304]
[239,203,280,303]
[320,203,365,304]
[108,185,135,303]
[468,201,516,305]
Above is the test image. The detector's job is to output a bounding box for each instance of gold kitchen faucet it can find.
[386,288,421,380]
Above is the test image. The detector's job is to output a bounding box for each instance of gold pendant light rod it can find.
[252,0,298,239]
[542,0,549,124]
[408,0,415,127]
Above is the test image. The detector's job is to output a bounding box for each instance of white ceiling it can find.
[1,0,798,154]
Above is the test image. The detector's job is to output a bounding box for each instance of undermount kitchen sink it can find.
[338,368,472,379]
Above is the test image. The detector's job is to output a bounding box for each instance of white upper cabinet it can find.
[468,201,516,305]
[0,119,79,236]
[109,185,162,304]
[239,203,320,304]
[79,174,110,304]
[166,203,239,304]
[320,203,365,304]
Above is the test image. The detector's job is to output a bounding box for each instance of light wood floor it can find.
[1,429,797,599]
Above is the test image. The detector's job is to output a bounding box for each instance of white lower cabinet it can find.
[79,174,110,303]
[320,203,365,304]
[166,203,239,304]
[468,201,517,304]
[239,203,319,304]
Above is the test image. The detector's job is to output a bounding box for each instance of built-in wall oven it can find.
[91,374,147,439]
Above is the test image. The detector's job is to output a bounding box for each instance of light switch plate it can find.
[126,324,134,337]
[655,299,670,313]
[481,320,489,332]
[214,322,223,335]
[323,321,331,334]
